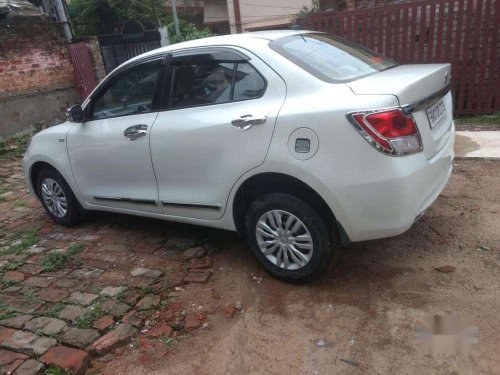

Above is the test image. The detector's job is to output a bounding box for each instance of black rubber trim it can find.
[94,196,157,206]
[161,201,221,210]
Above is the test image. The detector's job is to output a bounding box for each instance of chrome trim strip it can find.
[161,201,222,210]
[401,85,450,114]
[94,196,157,206]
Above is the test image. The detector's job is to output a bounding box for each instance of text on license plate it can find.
[426,99,446,129]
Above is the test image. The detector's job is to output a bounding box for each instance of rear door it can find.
[149,47,286,220]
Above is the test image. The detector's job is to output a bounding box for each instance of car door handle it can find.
[231,114,267,130]
[124,124,148,140]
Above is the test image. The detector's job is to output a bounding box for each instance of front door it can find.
[68,58,164,213]
[150,47,286,220]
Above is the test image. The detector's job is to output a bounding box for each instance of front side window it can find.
[92,59,162,120]
[269,33,397,83]
[169,58,266,109]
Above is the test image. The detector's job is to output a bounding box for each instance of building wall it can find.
[204,0,313,34]
[0,14,75,98]
[239,0,312,31]
[204,0,230,24]
[0,13,79,138]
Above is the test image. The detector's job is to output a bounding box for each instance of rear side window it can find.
[233,63,266,101]
[169,59,266,109]
[171,61,234,108]
[269,33,397,83]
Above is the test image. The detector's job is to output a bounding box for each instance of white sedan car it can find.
[23,30,455,282]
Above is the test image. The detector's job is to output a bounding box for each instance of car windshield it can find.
[269,33,397,83]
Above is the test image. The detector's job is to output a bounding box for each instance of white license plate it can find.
[426,99,447,129]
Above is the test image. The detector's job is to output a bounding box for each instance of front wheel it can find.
[245,193,336,283]
[36,168,83,226]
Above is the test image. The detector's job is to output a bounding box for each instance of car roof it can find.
[126,29,315,64]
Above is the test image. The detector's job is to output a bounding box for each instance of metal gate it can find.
[98,30,161,74]
[68,43,97,101]
[305,0,500,115]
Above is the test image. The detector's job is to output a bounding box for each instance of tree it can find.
[68,0,164,36]
[167,19,214,44]
[68,0,214,43]
[293,0,347,26]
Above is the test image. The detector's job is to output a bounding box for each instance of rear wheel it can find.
[36,168,82,226]
[245,193,336,283]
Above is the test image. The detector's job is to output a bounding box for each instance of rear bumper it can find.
[325,123,455,242]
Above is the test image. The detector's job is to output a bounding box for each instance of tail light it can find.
[347,108,423,156]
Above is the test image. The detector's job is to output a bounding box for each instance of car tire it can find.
[245,193,336,283]
[36,168,83,227]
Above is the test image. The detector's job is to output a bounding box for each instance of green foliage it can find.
[454,113,500,125]
[12,199,27,208]
[139,286,154,294]
[24,289,40,304]
[167,19,214,44]
[293,0,347,25]
[0,228,39,256]
[0,299,19,320]
[46,302,66,318]
[44,366,70,375]
[159,337,177,346]
[40,243,85,272]
[0,309,19,320]
[0,132,33,159]
[74,303,105,328]
[4,260,23,271]
[69,0,164,36]
[68,0,213,44]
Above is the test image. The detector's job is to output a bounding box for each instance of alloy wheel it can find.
[41,178,68,218]
[255,209,314,270]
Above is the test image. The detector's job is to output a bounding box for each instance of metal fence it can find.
[68,43,97,100]
[305,0,500,115]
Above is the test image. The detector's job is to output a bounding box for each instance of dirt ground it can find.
[91,159,500,375]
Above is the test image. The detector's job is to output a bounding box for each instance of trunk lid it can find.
[347,64,453,159]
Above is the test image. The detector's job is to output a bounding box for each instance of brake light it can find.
[348,108,422,156]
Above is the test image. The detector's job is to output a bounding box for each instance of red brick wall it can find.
[0,14,75,99]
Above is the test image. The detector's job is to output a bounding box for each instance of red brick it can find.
[3,271,26,282]
[0,349,28,373]
[122,311,142,328]
[93,315,114,332]
[0,327,16,344]
[0,349,28,366]
[183,270,212,284]
[220,304,237,318]
[133,242,161,254]
[40,226,53,234]
[89,324,136,355]
[6,220,24,229]
[41,346,89,375]
[184,314,204,331]
[38,288,69,303]
[1,358,25,374]
[146,324,173,338]
[186,257,212,270]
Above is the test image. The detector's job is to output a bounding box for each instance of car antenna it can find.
[291,7,316,31]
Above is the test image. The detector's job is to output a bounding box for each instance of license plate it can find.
[426,99,447,129]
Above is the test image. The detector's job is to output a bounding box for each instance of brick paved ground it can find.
[0,157,222,374]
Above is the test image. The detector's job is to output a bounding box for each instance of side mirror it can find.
[67,104,84,123]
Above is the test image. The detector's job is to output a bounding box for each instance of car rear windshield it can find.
[269,33,397,83]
